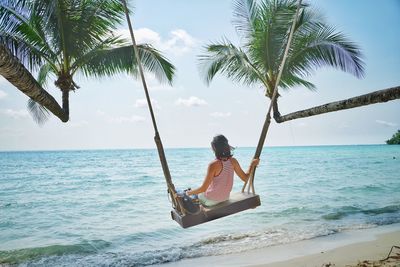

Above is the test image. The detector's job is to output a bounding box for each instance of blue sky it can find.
[0,0,399,150]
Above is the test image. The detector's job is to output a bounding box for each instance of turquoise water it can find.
[0,145,399,266]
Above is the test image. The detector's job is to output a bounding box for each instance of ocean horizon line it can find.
[0,143,388,153]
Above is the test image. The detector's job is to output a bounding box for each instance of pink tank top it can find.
[204,158,234,202]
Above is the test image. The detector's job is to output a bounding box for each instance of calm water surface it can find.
[0,145,399,266]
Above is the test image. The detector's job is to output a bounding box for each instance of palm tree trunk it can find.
[55,73,74,120]
[0,44,69,122]
[242,111,272,193]
[62,89,70,118]
[254,113,272,158]
[274,86,400,123]
[272,98,281,122]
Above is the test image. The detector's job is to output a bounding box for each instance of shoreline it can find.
[0,143,391,153]
[157,223,400,267]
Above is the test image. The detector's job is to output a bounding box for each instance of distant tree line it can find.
[386,130,400,145]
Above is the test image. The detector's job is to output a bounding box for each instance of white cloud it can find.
[376,120,397,127]
[110,115,145,123]
[210,112,232,118]
[1,109,29,119]
[0,90,7,99]
[115,27,198,57]
[134,98,160,109]
[132,28,162,44]
[96,110,145,124]
[164,29,197,56]
[175,96,208,107]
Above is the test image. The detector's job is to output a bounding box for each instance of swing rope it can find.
[121,0,302,211]
[242,0,303,193]
[120,0,186,214]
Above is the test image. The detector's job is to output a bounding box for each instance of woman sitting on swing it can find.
[186,135,259,207]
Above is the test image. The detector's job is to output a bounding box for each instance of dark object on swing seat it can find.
[175,190,201,215]
[171,192,261,228]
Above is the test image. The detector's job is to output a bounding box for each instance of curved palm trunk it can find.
[245,85,399,193]
[275,86,400,123]
[0,44,69,122]
[272,98,281,121]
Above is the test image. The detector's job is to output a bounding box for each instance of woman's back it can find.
[186,135,259,206]
[204,158,234,202]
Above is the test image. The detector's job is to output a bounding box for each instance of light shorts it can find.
[198,193,223,207]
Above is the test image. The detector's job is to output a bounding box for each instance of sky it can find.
[0,0,399,151]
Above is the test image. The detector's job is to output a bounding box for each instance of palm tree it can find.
[0,43,69,121]
[199,0,364,121]
[0,0,175,123]
[277,85,400,123]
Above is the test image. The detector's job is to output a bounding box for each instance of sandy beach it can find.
[158,223,400,267]
[253,228,400,267]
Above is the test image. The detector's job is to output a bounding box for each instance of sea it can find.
[0,145,399,266]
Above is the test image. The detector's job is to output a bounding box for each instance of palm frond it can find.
[70,35,125,73]
[41,0,126,63]
[286,23,365,79]
[0,0,58,70]
[249,0,297,74]
[293,3,324,34]
[74,0,126,43]
[0,32,43,69]
[198,40,264,86]
[232,0,259,41]
[279,73,316,91]
[37,62,55,87]
[198,0,364,100]
[28,7,58,61]
[78,43,175,84]
[137,44,175,84]
[0,0,30,33]
[27,98,50,125]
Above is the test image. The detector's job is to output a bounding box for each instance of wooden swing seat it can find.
[171,192,261,228]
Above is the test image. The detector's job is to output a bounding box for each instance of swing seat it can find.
[171,192,261,228]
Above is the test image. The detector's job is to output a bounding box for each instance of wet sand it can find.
[157,223,400,267]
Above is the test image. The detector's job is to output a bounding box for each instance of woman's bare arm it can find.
[231,158,260,182]
[187,162,218,195]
